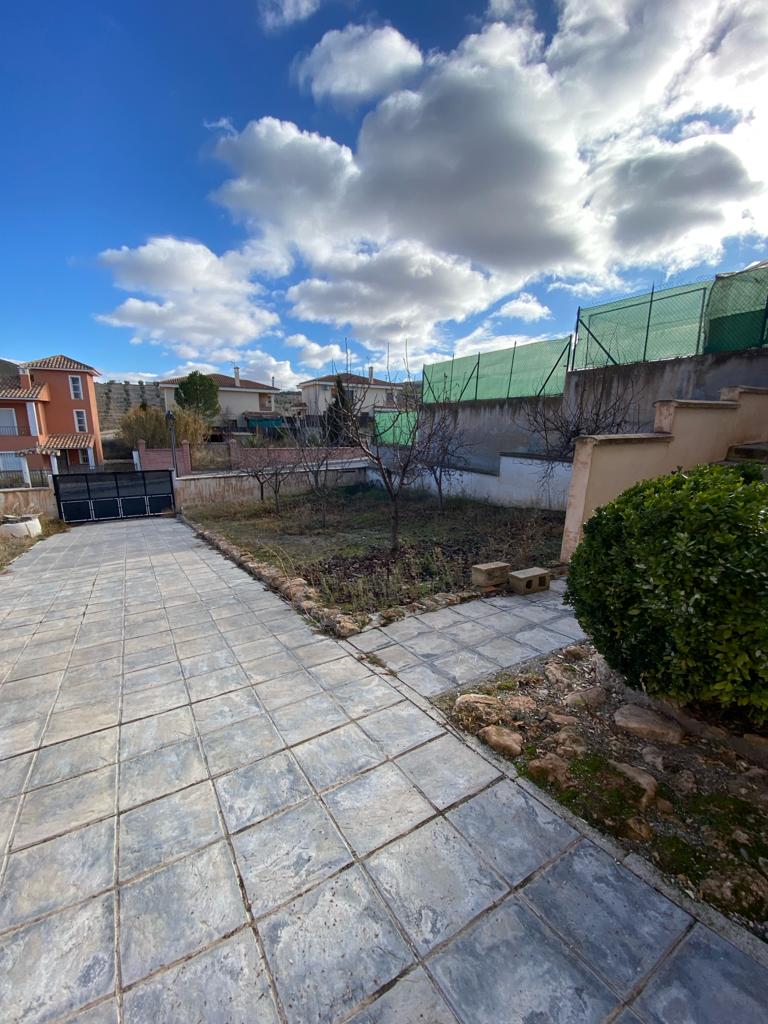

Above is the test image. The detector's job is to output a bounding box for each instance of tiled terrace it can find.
[0,519,766,1024]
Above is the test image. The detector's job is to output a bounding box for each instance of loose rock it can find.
[614,704,684,745]
[453,693,504,728]
[478,725,523,758]
[503,694,536,714]
[670,768,698,795]
[641,746,666,772]
[610,761,658,810]
[564,685,606,709]
[544,661,577,689]
[550,727,588,758]
[528,752,573,789]
[625,816,653,841]
[548,711,580,727]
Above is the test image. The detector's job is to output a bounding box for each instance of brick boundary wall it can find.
[228,441,363,468]
[136,440,192,475]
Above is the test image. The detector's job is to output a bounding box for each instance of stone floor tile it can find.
[215,750,312,832]
[293,723,384,791]
[0,715,46,759]
[260,866,413,1024]
[401,630,460,659]
[324,763,433,856]
[119,781,222,880]
[180,647,237,680]
[192,687,262,734]
[448,780,577,886]
[120,707,196,760]
[430,897,617,1024]
[358,702,444,756]
[119,736,207,810]
[186,663,250,701]
[169,619,220,644]
[349,629,391,654]
[121,680,189,722]
[227,637,282,663]
[482,609,540,634]
[2,670,62,705]
[255,670,324,711]
[5,651,70,681]
[512,601,563,624]
[333,677,403,718]
[0,818,115,930]
[177,631,231,659]
[374,643,421,671]
[69,640,123,668]
[0,751,32,799]
[632,925,768,1024]
[119,841,247,986]
[292,640,349,668]
[455,599,507,620]
[123,930,279,1024]
[165,604,212,630]
[0,795,17,855]
[397,733,501,809]
[546,614,587,640]
[0,894,116,1023]
[310,656,373,689]
[202,714,285,776]
[125,610,170,639]
[439,619,497,646]
[69,999,119,1023]
[122,643,178,675]
[513,626,572,654]
[367,817,508,954]
[242,651,302,684]
[379,617,432,642]
[44,701,119,746]
[430,650,498,686]
[396,662,454,697]
[123,660,184,694]
[475,636,539,668]
[234,798,352,916]
[14,764,116,849]
[347,968,456,1024]
[524,841,691,991]
[123,630,173,655]
[271,692,349,746]
[55,677,121,712]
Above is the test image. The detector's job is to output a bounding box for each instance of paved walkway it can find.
[0,519,766,1024]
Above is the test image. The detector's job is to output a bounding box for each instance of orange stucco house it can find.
[0,355,103,482]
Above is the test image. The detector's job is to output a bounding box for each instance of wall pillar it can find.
[20,454,31,487]
[87,446,95,469]
[25,402,39,436]
[49,453,59,475]
[136,439,146,470]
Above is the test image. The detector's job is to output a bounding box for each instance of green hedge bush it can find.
[565,463,768,722]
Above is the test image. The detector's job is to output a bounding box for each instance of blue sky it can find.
[1,0,766,386]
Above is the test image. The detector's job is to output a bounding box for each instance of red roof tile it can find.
[0,378,48,401]
[38,433,94,453]
[159,372,277,391]
[298,372,400,387]
[23,355,99,373]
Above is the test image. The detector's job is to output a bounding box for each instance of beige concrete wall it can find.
[300,382,396,416]
[0,486,58,518]
[174,467,367,507]
[161,387,274,419]
[561,387,768,560]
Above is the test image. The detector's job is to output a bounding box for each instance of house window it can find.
[74,410,87,432]
[78,449,90,464]
[69,375,83,400]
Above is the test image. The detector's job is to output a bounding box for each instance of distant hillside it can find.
[96,379,165,432]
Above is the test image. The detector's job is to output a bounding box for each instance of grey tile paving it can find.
[324,763,433,855]
[13,764,116,849]
[215,750,312,832]
[633,925,768,1024]
[431,897,617,1023]
[119,841,246,986]
[0,894,116,1024]
[367,817,508,953]
[347,968,456,1024]
[123,931,279,1024]
[524,841,691,991]
[119,781,222,880]
[234,798,352,916]
[119,736,207,810]
[260,866,413,1024]
[201,713,284,775]
[397,733,501,808]
[358,702,444,756]
[293,723,384,790]
[0,819,115,930]
[271,692,349,745]
[1,518,762,1024]
[448,779,577,885]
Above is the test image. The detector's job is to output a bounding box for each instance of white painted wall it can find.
[366,455,571,511]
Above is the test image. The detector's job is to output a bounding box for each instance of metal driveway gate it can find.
[53,471,175,523]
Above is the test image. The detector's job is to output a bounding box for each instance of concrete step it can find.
[727,441,768,464]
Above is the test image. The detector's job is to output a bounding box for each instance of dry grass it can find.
[0,517,68,572]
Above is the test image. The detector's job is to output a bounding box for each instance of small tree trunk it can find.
[390,500,400,551]
[436,472,445,513]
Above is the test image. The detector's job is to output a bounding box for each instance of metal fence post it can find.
[641,284,655,362]
[506,342,517,398]
[696,287,707,354]
[475,353,480,401]
[572,306,581,371]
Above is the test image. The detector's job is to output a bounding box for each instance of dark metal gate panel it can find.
[53,471,175,523]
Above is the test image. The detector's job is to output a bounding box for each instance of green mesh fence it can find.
[374,410,417,446]
[422,337,571,403]
[573,282,710,370]
[704,262,768,353]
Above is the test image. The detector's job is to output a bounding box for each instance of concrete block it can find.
[509,567,551,595]
[471,562,510,588]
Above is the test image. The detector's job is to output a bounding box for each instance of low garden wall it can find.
[174,466,368,507]
[0,486,58,518]
[135,440,192,475]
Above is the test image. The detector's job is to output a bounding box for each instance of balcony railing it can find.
[0,425,20,436]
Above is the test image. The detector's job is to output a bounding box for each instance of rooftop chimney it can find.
[271,375,275,388]
[368,365,374,382]
[233,366,241,387]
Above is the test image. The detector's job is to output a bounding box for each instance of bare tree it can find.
[417,402,471,513]
[525,363,646,461]
[240,440,298,514]
[294,419,337,528]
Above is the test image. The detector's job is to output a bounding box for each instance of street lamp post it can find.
[165,410,178,477]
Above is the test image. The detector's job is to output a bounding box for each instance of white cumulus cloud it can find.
[493,293,552,321]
